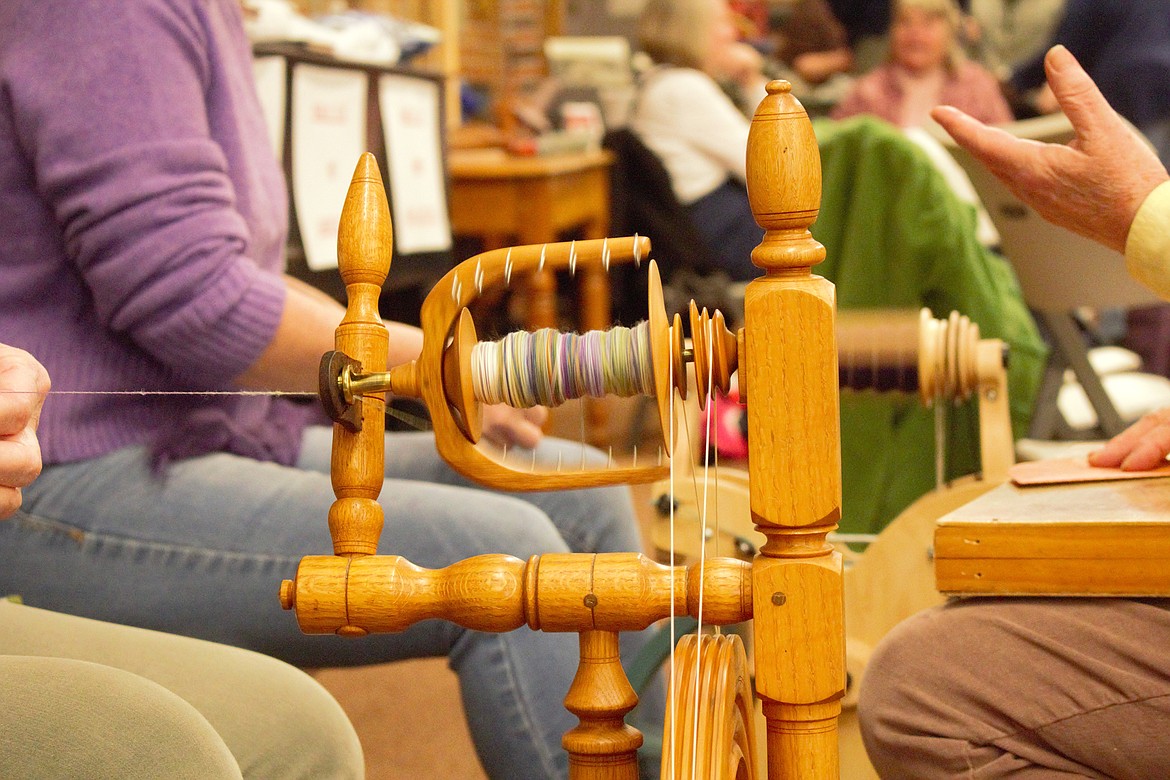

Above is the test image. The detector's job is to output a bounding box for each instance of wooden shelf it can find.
[297,1,565,128]
[298,0,462,128]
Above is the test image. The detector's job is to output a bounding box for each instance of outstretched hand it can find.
[0,345,49,519]
[931,45,1168,253]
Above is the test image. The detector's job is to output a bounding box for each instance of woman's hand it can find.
[1088,407,1170,472]
[0,345,50,519]
[481,403,548,450]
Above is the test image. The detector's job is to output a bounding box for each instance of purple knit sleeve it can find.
[6,0,285,386]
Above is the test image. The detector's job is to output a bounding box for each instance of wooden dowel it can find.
[280,552,752,635]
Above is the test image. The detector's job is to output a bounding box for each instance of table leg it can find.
[526,269,559,331]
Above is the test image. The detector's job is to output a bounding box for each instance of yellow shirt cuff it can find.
[1126,180,1170,300]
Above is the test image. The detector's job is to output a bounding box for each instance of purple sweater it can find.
[0,0,312,466]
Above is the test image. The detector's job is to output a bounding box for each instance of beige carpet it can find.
[315,659,485,779]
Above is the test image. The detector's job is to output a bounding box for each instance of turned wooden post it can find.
[330,156,390,555]
[563,630,642,780]
[744,81,846,779]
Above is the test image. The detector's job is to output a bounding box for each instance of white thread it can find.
[691,326,716,779]
[27,390,316,397]
[667,329,677,780]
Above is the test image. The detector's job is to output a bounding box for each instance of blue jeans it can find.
[0,427,663,779]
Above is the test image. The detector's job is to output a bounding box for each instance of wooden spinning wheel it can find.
[664,633,757,779]
[282,81,844,779]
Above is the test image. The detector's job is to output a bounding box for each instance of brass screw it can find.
[772,592,787,606]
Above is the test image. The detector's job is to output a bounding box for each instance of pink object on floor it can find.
[704,390,748,460]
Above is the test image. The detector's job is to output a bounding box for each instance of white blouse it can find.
[631,67,751,205]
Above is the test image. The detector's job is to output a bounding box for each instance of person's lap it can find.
[685,180,764,282]
[0,426,655,778]
[859,597,1170,779]
[0,428,638,654]
[0,599,362,779]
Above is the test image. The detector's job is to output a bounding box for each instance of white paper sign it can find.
[291,64,367,271]
[251,55,287,160]
[378,74,452,254]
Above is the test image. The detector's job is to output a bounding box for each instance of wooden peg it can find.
[282,551,753,637]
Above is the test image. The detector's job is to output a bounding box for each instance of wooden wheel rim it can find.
[662,633,758,779]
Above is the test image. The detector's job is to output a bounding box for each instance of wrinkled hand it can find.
[481,403,548,450]
[0,346,49,519]
[1088,407,1170,472]
[931,45,1168,253]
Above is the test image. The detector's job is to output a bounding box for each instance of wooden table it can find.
[447,146,615,441]
[447,146,614,332]
[934,477,1170,596]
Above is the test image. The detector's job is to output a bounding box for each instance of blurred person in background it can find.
[832,0,1012,128]
[632,0,768,281]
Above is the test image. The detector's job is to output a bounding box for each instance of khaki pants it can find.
[858,597,1170,779]
[0,600,363,779]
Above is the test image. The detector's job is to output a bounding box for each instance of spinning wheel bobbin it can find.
[322,250,740,488]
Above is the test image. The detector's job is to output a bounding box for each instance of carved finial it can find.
[337,152,392,289]
[746,80,826,273]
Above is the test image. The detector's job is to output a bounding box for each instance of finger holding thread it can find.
[0,345,49,518]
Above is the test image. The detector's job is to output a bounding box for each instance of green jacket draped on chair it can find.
[811,116,1047,535]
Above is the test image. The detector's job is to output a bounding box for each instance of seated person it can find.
[0,3,661,778]
[771,0,855,89]
[1008,0,1170,378]
[859,45,1170,779]
[832,0,1013,128]
[631,0,767,281]
[963,0,1066,80]
[0,344,362,779]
